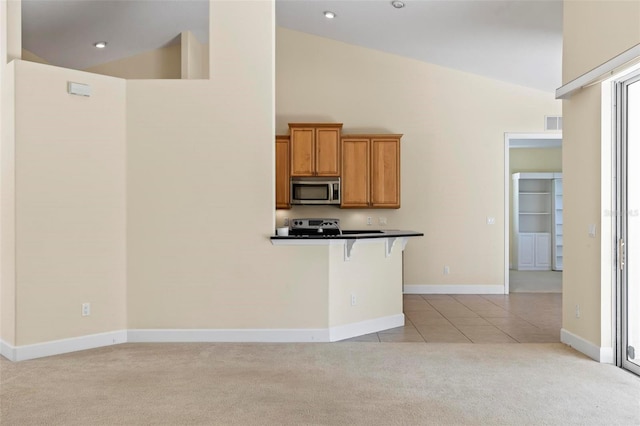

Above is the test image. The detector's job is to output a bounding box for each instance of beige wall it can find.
[6,0,20,62]
[84,44,181,80]
[21,48,49,65]
[510,148,562,175]
[1,61,16,344]
[562,1,640,346]
[2,1,338,346]
[126,1,331,329]
[508,148,562,266]
[13,60,126,345]
[563,1,640,83]
[276,27,561,288]
[181,31,209,79]
[329,241,402,327]
[13,0,640,350]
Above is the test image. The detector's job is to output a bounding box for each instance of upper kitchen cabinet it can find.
[342,135,401,209]
[289,123,343,176]
[275,135,291,210]
[341,137,370,208]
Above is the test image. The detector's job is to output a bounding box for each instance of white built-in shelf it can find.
[512,172,563,271]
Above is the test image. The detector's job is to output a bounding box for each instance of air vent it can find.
[545,116,563,131]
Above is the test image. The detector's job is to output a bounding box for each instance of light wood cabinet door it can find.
[290,127,315,176]
[315,127,341,176]
[341,138,370,208]
[370,137,400,208]
[275,136,291,209]
[289,124,342,176]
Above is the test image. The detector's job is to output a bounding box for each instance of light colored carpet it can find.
[1,342,639,425]
[510,270,562,293]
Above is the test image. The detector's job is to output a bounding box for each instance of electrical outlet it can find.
[487,217,496,225]
[379,217,387,225]
[366,217,372,226]
[284,217,289,226]
[351,294,357,306]
[444,266,450,275]
[82,302,91,317]
[575,304,581,319]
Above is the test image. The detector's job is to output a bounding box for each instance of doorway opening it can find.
[504,133,562,294]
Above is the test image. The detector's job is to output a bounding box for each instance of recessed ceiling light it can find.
[93,41,107,49]
[391,1,405,8]
[323,11,336,19]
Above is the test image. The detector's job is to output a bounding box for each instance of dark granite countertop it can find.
[270,229,423,240]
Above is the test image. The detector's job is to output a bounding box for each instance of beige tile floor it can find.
[343,293,562,343]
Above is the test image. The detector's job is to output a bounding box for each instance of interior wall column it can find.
[5,0,21,63]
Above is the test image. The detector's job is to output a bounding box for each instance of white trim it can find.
[128,328,329,343]
[0,317,409,361]
[505,133,510,294]
[601,75,617,365]
[0,340,17,361]
[0,331,127,362]
[561,329,614,363]
[600,347,615,364]
[129,316,405,344]
[403,284,504,295]
[556,43,640,99]
[510,139,562,149]
[329,314,404,342]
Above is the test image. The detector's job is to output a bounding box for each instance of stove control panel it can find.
[291,218,340,229]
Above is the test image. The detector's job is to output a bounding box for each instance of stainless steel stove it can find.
[289,218,341,237]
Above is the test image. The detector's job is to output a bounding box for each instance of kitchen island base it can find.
[272,233,421,341]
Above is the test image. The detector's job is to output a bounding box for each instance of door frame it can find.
[614,68,640,375]
[503,133,562,294]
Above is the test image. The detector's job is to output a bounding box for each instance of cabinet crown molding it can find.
[288,123,343,129]
[342,134,403,139]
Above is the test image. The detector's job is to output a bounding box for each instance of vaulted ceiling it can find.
[21,0,562,93]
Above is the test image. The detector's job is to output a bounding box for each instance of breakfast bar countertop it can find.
[270,229,424,240]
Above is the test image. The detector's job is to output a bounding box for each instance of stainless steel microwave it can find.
[291,177,340,205]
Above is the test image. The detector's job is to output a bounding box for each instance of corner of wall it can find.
[1,60,17,346]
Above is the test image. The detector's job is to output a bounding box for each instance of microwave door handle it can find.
[329,183,334,202]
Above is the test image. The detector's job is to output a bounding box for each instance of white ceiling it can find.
[21,0,563,93]
[21,0,209,70]
[276,0,563,93]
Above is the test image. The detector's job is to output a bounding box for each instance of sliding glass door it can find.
[617,70,640,375]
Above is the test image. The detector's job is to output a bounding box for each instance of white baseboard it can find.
[129,317,404,343]
[1,315,405,361]
[0,340,17,361]
[403,284,505,295]
[329,314,405,342]
[0,331,127,362]
[561,328,614,363]
[127,328,329,343]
